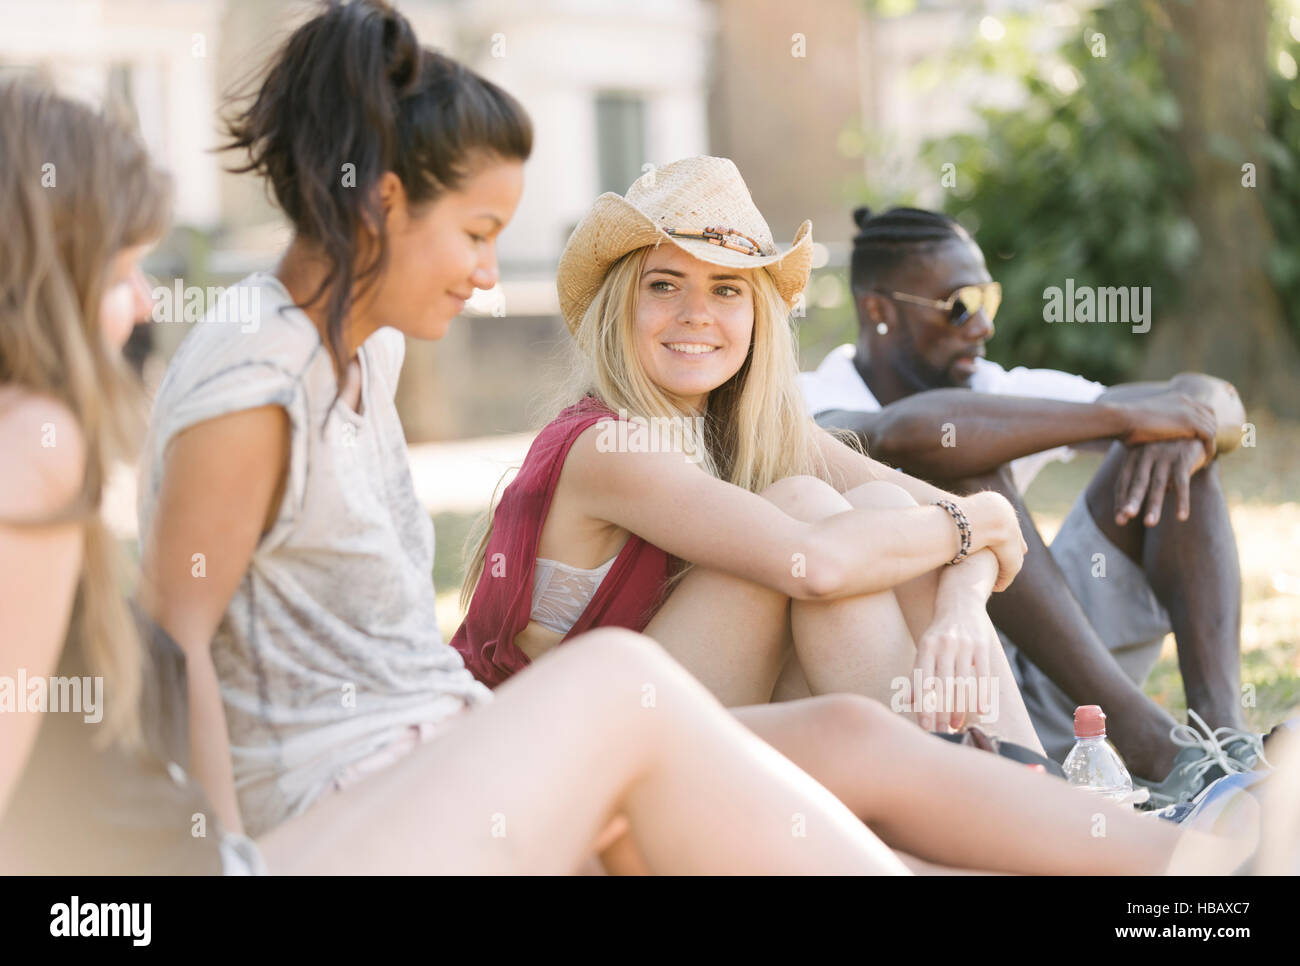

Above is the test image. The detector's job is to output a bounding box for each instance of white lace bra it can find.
[530,555,617,635]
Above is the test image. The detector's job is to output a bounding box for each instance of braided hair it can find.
[849,206,969,294]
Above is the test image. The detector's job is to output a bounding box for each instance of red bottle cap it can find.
[1074,705,1107,738]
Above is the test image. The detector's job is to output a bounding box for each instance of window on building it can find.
[595,92,647,195]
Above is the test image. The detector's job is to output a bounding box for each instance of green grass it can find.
[433,509,483,598]
[1140,639,1300,735]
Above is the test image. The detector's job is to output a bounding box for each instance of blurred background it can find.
[3,0,1296,721]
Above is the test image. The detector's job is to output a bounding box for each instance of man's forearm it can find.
[868,458,977,508]
[828,392,1131,478]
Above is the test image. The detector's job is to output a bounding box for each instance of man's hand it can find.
[1114,438,1209,527]
[1117,390,1217,457]
[914,600,1000,732]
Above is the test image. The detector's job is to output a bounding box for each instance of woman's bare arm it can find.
[0,394,86,817]
[564,423,1023,600]
[816,426,1011,624]
[136,405,290,836]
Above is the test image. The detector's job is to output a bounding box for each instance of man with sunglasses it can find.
[800,206,1262,807]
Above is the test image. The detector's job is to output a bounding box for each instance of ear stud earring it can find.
[876,321,888,335]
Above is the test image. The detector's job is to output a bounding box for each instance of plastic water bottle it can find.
[1063,705,1135,806]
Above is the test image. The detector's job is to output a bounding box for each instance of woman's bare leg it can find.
[588,693,1249,875]
[772,477,1041,749]
[642,557,792,706]
[730,694,1230,875]
[645,473,1041,747]
[255,629,909,875]
[643,476,920,709]
[761,478,919,709]
[771,649,813,701]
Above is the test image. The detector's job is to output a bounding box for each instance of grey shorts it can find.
[1001,493,1172,763]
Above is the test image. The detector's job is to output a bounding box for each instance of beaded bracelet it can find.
[933,499,972,565]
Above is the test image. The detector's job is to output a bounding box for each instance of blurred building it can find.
[0,0,715,438]
[0,0,1084,440]
[708,0,1083,366]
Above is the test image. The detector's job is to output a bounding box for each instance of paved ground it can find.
[104,431,538,539]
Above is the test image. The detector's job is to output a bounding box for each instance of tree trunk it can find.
[1150,0,1300,416]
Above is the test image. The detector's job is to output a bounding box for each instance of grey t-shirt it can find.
[138,271,491,837]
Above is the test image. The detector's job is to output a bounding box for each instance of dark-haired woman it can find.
[135,0,1243,874]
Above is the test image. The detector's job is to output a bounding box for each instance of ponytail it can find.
[222,0,532,377]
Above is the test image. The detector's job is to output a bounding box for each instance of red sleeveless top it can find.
[451,396,674,688]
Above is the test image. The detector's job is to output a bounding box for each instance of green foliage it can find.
[917,1,1300,385]
[920,3,1187,384]
[1262,20,1300,350]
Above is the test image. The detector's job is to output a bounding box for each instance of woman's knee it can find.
[562,627,668,676]
[559,628,701,701]
[844,479,918,510]
[801,692,908,744]
[556,629,726,744]
[759,474,851,521]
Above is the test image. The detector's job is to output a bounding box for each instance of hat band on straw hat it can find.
[555,156,815,333]
[663,226,775,258]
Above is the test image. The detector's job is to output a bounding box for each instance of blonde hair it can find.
[0,79,173,747]
[461,243,829,608]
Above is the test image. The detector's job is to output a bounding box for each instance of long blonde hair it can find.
[461,243,828,608]
[0,80,173,747]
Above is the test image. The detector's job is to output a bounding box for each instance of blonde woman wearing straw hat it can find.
[455,156,1043,748]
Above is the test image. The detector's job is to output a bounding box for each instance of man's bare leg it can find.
[1084,444,1246,732]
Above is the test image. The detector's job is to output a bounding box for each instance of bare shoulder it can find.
[535,421,631,561]
[561,417,703,494]
[558,420,613,469]
[161,405,292,535]
[0,386,87,522]
[165,403,290,464]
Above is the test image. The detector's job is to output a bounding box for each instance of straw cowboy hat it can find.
[556,155,814,333]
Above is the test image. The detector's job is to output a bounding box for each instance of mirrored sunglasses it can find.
[885,282,1002,327]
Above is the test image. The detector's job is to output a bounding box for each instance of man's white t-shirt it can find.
[799,344,1107,494]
